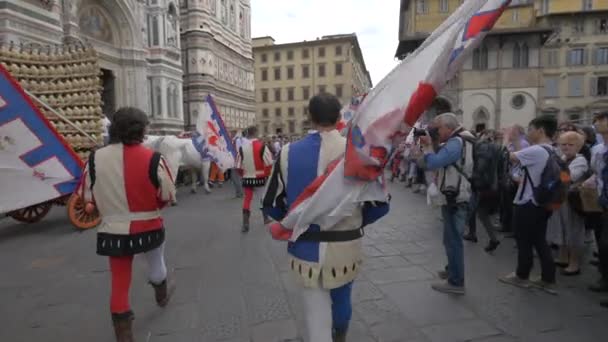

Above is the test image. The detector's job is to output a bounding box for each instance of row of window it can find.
[260,107,303,118]
[260,63,343,81]
[260,45,344,63]
[471,44,530,70]
[540,0,594,14]
[261,120,304,135]
[416,0,465,14]
[545,48,608,67]
[544,75,608,98]
[260,85,345,103]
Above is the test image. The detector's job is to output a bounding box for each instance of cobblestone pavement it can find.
[1,181,607,342]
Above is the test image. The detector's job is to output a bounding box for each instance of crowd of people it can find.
[389,112,608,307]
[80,96,608,342]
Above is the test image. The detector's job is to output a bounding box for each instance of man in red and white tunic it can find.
[79,107,176,342]
[238,126,273,232]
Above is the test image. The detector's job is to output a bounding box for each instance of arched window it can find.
[179,0,187,8]
[239,10,245,37]
[172,87,179,118]
[513,43,521,68]
[521,43,529,67]
[151,16,160,46]
[167,4,178,47]
[473,45,488,70]
[167,83,178,118]
[480,45,488,69]
[192,110,199,126]
[229,4,236,30]
[221,0,227,24]
[155,86,162,116]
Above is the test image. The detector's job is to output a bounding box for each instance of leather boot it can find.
[111,311,134,342]
[149,279,173,307]
[242,209,250,232]
[333,330,347,342]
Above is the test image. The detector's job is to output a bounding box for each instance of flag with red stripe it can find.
[275,0,511,241]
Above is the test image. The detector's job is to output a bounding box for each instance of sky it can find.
[251,0,401,86]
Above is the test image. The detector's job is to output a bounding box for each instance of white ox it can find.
[143,135,211,202]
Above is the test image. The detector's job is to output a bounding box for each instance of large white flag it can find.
[195,95,237,172]
[270,0,512,241]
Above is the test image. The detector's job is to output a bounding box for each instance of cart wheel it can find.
[8,202,52,223]
[67,194,100,230]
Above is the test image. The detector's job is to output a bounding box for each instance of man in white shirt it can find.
[230,130,246,198]
[499,115,557,295]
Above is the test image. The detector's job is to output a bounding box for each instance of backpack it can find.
[521,146,571,211]
[470,140,501,194]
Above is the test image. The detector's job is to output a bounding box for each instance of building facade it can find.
[0,0,185,134]
[396,0,608,130]
[179,0,255,132]
[252,34,372,137]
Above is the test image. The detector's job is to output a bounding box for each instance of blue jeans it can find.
[441,203,467,287]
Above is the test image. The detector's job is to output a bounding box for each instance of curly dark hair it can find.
[108,107,149,145]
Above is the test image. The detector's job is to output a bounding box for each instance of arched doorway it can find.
[76,0,146,114]
[473,107,490,133]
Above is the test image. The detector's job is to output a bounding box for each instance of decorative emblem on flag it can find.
[195,95,237,172]
[0,64,83,213]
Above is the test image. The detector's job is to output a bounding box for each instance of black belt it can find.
[297,228,364,242]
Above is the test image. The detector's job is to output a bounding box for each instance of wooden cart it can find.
[1,42,104,229]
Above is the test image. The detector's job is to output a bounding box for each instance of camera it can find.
[413,127,428,137]
[413,127,439,140]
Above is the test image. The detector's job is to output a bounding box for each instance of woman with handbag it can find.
[547,131,589,275]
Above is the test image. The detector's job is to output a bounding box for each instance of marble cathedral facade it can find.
[0,0,255,134]
[179,0,255,132]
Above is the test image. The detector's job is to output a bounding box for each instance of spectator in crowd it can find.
[499,115,558,295]
[584,112,608,308]
[463,130,502,252]
[547,131,589,276]
[417,113,475,295]
[499,124,530,235]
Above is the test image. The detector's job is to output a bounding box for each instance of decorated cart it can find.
[0,42,104,229]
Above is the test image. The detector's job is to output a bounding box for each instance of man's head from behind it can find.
[246,126,258,138]
[527,115,557,144]
[308,93,341,129]
[431,113,461,143]
[109,107,149,145]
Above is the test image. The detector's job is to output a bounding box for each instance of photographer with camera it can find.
[417,113,475,295]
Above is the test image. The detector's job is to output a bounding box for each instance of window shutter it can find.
[591,77,598,96]
[566,51,571,66]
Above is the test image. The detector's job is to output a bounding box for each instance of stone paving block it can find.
[372,243,402,256]
[367,265,433,285]
[476,336,519,342]
[363,245,385,257]
[148,329,200,342]
[370,318,425,342]
[394,242,428,255]
[352,280,384,303]
[144,303,199,335]
[420,319,501,342]
[380,281,475,327]
[251,319,299,342]
[376,255,410,268]
[354,298,402,326]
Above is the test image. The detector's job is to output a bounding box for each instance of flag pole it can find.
[22,88,99,146]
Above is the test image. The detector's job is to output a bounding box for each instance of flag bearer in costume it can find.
[79,108,176,342]
[262,94,390,342]
[239,126,273,232]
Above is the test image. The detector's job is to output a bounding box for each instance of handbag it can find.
[580,187,603,213]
